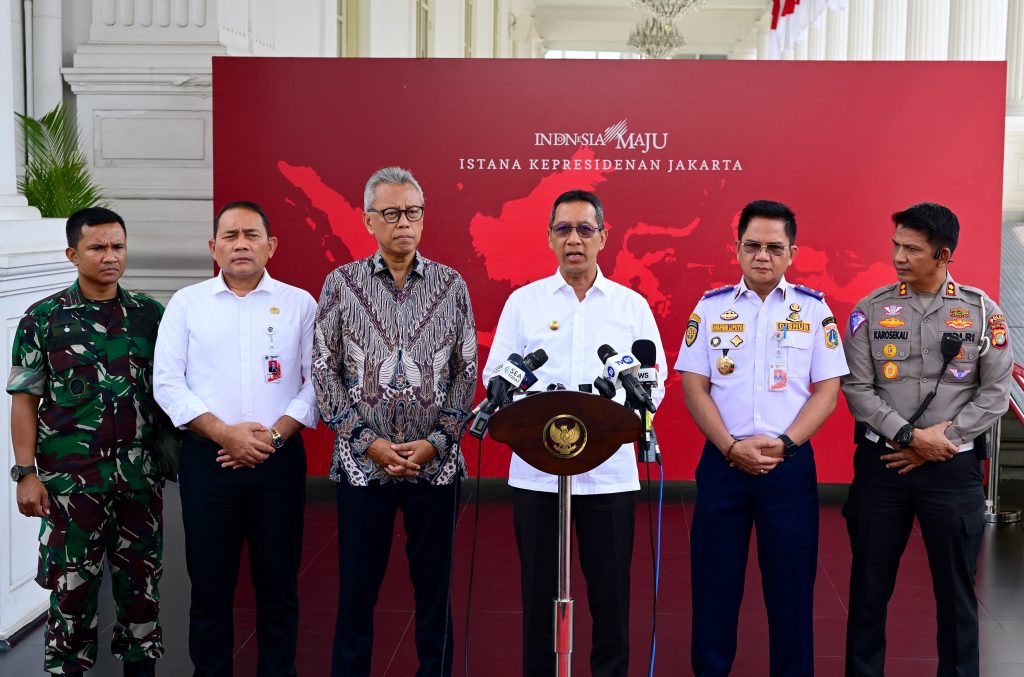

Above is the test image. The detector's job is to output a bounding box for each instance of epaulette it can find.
[956,283,987,300]
[865,283,900,301]
[702,285,735,299]
[793,284,825,301]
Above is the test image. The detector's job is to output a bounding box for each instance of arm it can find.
[12,393,48,516]
[311,273,417,474]
[945,298,1013,445]
[423,278,478,463]
[681,372,781,475]
[841,305,909,441]
[280,292,319,431]
[153,293,215,428]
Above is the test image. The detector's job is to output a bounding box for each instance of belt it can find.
[864,428,973,454]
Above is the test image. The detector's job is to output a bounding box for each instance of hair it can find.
[66,207,126,248]
[549,189,605,230]
[891,202,959,255]
[363,166,425,211]
[214,200,270,237]
[737,200,797,245]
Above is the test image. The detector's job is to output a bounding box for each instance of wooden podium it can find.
[489,391,641,677]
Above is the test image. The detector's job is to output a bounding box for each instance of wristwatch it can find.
[10,465,37,482]
[894,424,915,449]
[778,434,800,459]
[269,427,285,450]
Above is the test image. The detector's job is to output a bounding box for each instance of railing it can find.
[985,363,1024,523]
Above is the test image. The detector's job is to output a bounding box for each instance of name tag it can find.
[776,321,811,333]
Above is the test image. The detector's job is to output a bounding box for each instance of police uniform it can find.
[675,276,849,677]
[7,281,165,673]
[841,274,1012,677]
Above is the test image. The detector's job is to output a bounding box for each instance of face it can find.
[892,224,945,286]
[67,222,127,288]
[210,207,277,283]
[548,200,607,279]
[364,183,424,259]
[736,217,795,290]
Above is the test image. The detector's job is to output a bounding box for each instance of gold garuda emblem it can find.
[544,415,587,459]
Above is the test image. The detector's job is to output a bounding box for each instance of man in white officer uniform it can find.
[485,189,666,677]
[676,200,849,677]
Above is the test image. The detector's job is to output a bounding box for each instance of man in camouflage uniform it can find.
[8,207,165,676]
[842,202,1013,677]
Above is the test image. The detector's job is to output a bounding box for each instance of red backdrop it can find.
[212,58,1005,482]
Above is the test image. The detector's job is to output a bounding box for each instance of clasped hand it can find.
[881,421,957,475]
[728,435,785,476]
[216,422,276,469]
[367,438,438,478]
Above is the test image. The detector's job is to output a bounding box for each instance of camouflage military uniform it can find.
[6,281,165,674]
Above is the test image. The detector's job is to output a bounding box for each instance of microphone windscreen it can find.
[631,339,657,367]
[597,344,616,363]
[525,348,549,370]
[940,333,963,362]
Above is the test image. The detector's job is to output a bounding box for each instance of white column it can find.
[808,14,826,60]
[0,0,37,215]
[1008,0,1024,112]
[949,0,1008,60]
[31,0,62,115]
[907,0,950,60]
[848,0,875,59]
[873,0,907,60]
[432,0,461,57]
[756,14,772,59]
[367,0,415,56]
[825,6,849,60]
[795,35,808,59]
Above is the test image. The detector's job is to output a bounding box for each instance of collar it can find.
[895,272,959,299]
[370,251,425,278]
[61,280,140,309]
[213,269,275,296]
[733,275,789,301]
[547,266,610,297]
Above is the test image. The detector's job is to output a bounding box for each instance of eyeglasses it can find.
[551,223,603,239]
[367,206,424,224]
[739,240,790,257]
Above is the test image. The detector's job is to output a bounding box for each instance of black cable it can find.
[439,448,463,677]
[462,435,484,677]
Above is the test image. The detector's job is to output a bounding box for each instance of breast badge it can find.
[720,309,738,320]
[883,343,897,358]
[882,361,899,379]
[716,354,735,375]
[879,317,905,328]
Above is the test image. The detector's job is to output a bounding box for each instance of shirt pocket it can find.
[869,337,911,383]
[48,347,100,407]
[941,354,979,385]
[778,331,813,381]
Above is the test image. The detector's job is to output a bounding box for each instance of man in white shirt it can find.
[484,189,666,677]
[153,201,318,677]
[675,200,849,677]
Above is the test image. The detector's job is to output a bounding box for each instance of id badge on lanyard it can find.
[769,328,788,392]
[264,325,282,384]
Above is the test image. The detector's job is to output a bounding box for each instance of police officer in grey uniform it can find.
[842,202,1012,677]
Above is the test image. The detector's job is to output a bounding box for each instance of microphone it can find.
[597,344,657,413]
[906,334,963,426]
[469,349,549,417]
[592,376,617,399]
[631,339,659,388]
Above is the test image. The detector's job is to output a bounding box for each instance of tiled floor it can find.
[2,479,1023,676]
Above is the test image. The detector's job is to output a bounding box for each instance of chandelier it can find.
[630,0,707,22]
[627,17,686,59]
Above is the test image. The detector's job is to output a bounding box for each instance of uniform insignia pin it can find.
[550,320,560,331]
[270,307,280,314]
[790,303,801,312]
[730,335,743,348]
[716,355,735,375]
[720,309,738,321]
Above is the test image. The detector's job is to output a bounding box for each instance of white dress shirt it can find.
[154,271,318,430]
[674,276,849,438]
[484,268,667,495]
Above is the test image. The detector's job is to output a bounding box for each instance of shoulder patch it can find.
[850,310,867,336]
[702,285,735,299]
[793,284,825,300]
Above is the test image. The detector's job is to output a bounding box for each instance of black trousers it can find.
[512,487,637,677]
[331,479,461,677]
[844,440,985,677]
[690,440,819,677]
[178,432,306,677]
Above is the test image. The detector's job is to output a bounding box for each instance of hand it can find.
[214,422,274,469]
[387,440,438,478]
[728,435,784,476]
[906,421,958,462]
[16,474,49,517]
[366,438,422,477]
[881,448,927,475]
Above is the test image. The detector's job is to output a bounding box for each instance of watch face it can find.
[10,466,20,481]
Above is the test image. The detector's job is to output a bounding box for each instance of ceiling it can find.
[529,0,773,56]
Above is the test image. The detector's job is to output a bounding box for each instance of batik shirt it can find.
[313,252,478,486]
[7,281,164,494]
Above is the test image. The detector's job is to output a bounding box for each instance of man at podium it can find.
[485,189,667,677]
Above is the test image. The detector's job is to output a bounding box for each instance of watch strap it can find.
[778,434,799,458]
